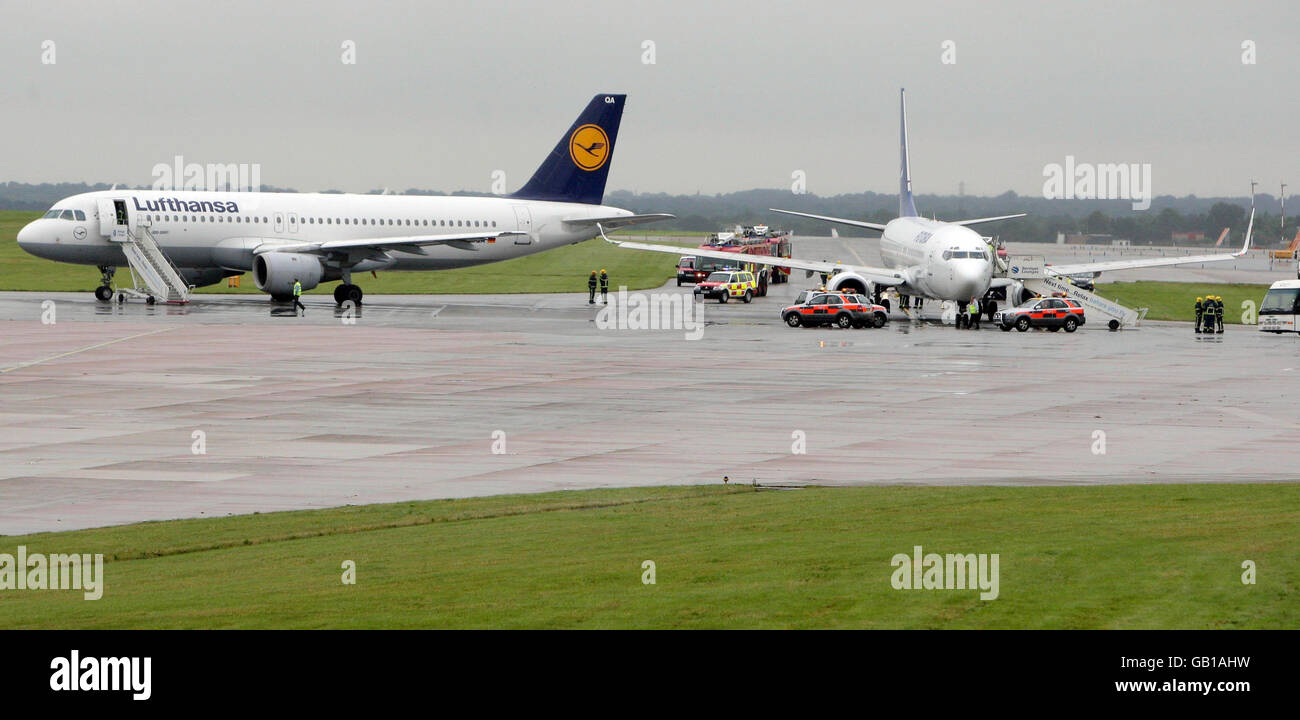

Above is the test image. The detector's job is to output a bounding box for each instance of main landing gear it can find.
[94,265,116,302]
[333,283,364,305]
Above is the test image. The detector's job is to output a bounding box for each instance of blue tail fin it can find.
[511,94,626,205]
[899,88,919,217]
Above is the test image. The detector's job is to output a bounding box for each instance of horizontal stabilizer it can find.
[561,213,674,230]
[952,213,1027,227]
[768,208,888,232]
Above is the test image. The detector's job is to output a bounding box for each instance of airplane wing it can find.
[561,213,675,231]
[253,231,527,255]
[952,213,1027,226]
[768,209,888,232]
[600,227,908,286]
[1045,207,1254,277]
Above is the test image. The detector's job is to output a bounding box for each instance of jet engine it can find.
[826,272,869,296]
[254,252,324,298]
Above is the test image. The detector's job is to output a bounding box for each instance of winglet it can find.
[1235,206,1254,257]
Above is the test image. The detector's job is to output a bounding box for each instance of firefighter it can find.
[1203,295,1218,334]
[1194,296,1203,333]
[599,269,610,303]
[292,278,305,316]
[967,299,981,329]
[1215,295,1226,333]
[587,270,597,304]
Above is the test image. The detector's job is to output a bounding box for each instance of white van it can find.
[1259,279,1300,333]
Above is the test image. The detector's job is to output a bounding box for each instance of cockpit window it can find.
[74,210,86,221]
[43,209,61,219]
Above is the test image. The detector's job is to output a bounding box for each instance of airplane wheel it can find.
[333,285,347,304]
[341,284,363,304]
[94,286,113,302]
[785,314,801,328]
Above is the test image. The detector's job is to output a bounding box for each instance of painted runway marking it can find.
[1,327,177,374]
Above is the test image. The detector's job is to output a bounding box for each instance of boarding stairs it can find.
[108,221,191,304]
[1005,255,1145,330]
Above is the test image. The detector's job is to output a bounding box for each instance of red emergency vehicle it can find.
[676,225,793,295]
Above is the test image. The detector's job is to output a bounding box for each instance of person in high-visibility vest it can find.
[1214,295,1226,333]
[599,269,610,303]
[967,299,981,329]
[293,278,305,316]
[587,270,598,304]
[1194,296,1203,333]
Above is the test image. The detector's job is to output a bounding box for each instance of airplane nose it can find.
[16,222,35,251]
[952,263,986,300]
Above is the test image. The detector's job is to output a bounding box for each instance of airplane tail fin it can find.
[511,94,625,205]
[899,88,919,218]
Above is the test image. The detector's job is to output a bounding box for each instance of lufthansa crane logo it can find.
[569,124,610,172]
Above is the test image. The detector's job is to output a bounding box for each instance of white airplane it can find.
[17,94,671,304]
[606,89,1253,311]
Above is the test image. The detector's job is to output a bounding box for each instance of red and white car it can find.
[781,292,889,329]
[994,297,1086,332]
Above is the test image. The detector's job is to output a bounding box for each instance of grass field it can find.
[1093,281,1271,324]
[0,210,687,294]
[0,484,1294,629]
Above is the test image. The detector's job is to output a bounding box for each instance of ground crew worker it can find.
[292,278,305,316]
[587,271,598,304]
[914,295,923,310]
[599,269,609,303]
[1215,295,1226,333]
[955,301,967,329]
[967,299,981,329]
[1194,296,1203,333]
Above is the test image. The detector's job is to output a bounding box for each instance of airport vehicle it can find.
[677,226,792,291]
[695,270,759,303]
[782,292,887,328]
[1266,231,1300,260]
[17,95,672,304]
[606,89,1253,318]
[995,297,1086,332]
[677,254,744,286]
[1258,280,1300,333]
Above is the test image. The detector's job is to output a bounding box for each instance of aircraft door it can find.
[96,198,117,237]
[512,206,533,245]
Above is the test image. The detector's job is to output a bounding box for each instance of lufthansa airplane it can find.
[607,89,1251,308]
[17,94,670,304]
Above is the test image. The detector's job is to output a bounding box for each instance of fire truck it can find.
[675,225,793,296]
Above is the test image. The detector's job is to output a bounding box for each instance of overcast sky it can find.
[2,0,1295,199]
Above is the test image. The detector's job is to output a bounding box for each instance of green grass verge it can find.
[0,484,1294,629]
[0,210,691,294]
[1090,281,1271,324]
